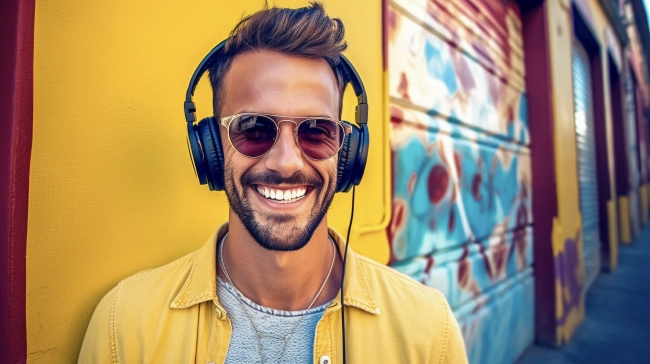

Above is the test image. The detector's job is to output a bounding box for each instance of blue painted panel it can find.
[387,1,533,362]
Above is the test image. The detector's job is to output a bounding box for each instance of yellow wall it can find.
[28,1,387,362]
[619,196,632,243]
[546,0,623,344]
[586,0,623,259]
[546,2,584,342]
[548,0,582,244]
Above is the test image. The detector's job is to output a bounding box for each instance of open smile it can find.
[254,184,310,204]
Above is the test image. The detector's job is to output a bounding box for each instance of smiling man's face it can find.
[219,50,340,251]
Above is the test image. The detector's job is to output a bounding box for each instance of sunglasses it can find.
[220,113,353,160]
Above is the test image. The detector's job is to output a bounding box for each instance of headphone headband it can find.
[183,40,368,125]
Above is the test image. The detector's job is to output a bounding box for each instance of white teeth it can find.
[256,186,308,203]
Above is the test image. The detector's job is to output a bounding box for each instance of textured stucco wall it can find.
[28,1,387,362]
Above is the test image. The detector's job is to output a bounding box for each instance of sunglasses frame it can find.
[220,112,353,160]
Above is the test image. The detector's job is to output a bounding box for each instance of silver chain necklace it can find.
[218,232,336,364]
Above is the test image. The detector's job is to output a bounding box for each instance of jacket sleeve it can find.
[433,290,469,364]
[78,285,119,364]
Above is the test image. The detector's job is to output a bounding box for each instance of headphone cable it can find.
[341,185,355,364]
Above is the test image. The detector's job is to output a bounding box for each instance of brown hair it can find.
[208,2,348,118]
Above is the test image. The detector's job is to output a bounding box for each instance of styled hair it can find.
[208,2,348,118]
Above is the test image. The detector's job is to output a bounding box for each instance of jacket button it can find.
[319,355,331,364]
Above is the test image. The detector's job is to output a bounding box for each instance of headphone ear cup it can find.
[196,117,225,191]
[336,121,360,193]
[352,123,369,186]
[187,122,208,185]
[336,122,369,193]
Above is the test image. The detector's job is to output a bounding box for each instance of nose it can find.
[264,122,304,177]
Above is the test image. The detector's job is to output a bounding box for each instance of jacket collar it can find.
[169,225,225,309]
[170,223,380,315]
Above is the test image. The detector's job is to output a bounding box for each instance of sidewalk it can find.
[517,224,650,363]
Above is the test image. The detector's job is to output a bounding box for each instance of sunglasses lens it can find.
[229,115,278,157]
[297,119,344,160]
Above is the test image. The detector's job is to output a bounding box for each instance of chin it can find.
[248,219,317,251]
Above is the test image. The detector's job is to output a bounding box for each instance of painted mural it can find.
[552,217,585,344]
[386,0,533,362]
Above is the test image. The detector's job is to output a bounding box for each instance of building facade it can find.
[385,0,650,362]
[1,0,649,363]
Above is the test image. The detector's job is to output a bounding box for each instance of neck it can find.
[218,212,342,311]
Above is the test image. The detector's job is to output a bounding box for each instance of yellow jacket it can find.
[79,224,468,363]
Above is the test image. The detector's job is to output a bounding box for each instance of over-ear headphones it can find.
[184,40,369,193]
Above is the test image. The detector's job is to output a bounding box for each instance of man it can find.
[79,3,467,363]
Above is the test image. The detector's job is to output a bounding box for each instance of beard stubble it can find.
[223,161,337,251]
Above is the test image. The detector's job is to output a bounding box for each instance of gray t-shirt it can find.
[217,277,329,364]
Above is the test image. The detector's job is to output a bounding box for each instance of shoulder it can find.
[115,250,199,297]
[79,249,201,362]
[352,253,468,363]
[116,250,199,291]
[329,227,443,308]
[90,249,200,322]
[355,253,445,306]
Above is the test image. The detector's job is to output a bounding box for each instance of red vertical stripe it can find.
[521,1,560,347]
[0,0,34,362]
[382,0,388,71]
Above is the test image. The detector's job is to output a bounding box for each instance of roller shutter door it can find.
[572,40,601,291]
